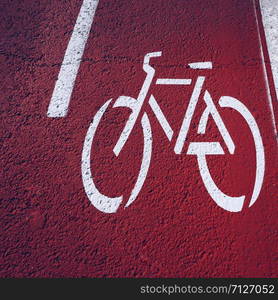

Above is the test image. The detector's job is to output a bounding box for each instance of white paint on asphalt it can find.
[81,100,153,213]
[81,49,266,213]
[125,113,152,208]
[156,78,192,85]
[81,99,124,213]
[112,52,162,156]
[149,95,174,141]
[254,0,277,136]
[219,96,265,208]
[188,62,213,69]
[174,76,205,154]
[260,0,278,101]
[47,0,99,117]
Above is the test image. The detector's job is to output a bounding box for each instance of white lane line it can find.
[260,0,278,101]
[253,0,277,136]
[47,0,99,118]
[188,62,213,69]
[156,79,192,85]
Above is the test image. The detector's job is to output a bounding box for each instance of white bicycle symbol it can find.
[81,52,265,213]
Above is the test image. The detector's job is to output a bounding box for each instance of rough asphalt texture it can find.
[0,0,277,277]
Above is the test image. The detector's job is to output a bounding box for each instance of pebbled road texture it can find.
[0,0,277,277]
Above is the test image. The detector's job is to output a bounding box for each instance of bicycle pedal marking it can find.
[80,52,265,214]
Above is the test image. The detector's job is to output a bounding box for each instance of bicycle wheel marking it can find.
[219,96,265,208]
[188,142,246,212]
[81,99,123,213]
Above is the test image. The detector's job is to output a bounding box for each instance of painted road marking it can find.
[254,0,277,137]
[112,51,162,157]
[188,62,213,69]
[174,76,205,154]
[47,0,277,128]
[81,51,266,212]
[81,99,123,213]
[47,0,99,118]
[149,95,174,141]
[156,79,192,85]
[260,0,278,101]
[44,1,272,213]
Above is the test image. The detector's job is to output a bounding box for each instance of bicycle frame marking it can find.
[174,76,206,154]
[81,52,265,213]
[156,79,192,85]
[113,52,234,157]
[149,95,173,141]
[188,62,213,69]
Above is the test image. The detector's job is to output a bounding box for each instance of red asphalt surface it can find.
[1,0,277,277]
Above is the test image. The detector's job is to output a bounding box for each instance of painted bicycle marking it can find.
[81,52,265,213]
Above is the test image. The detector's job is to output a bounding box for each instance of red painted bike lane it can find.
[0,0,277,277]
